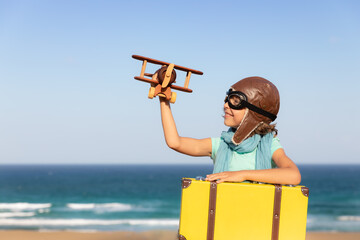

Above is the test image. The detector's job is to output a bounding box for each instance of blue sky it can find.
[0,0,359,164]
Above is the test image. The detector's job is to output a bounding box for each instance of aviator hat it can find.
[229,76,280,145]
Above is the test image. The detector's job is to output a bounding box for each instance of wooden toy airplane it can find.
[132,55,203,103]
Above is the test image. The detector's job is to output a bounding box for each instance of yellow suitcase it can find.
[178,178,309,240]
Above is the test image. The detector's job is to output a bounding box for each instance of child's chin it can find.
[224,121,237,128]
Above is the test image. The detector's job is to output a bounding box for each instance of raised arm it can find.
[160,98,211,157]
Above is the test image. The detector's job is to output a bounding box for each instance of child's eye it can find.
[229,96,241,105]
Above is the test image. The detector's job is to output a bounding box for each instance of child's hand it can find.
[159,96,170,104]
[205,171,246,184]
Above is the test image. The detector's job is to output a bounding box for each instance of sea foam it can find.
[337,215,360,222]
[67,203,132,212]
[0,203,51,210]
[0,212,36,218]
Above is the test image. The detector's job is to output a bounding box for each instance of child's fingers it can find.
[207,171,245,183]
[216,179,225,184]
[206,173,227,182]
[206,173,221,180]
[205,175,216,181]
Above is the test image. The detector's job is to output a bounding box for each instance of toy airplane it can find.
[132,55,203,103]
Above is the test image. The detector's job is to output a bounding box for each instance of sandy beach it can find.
[0,231,360,240]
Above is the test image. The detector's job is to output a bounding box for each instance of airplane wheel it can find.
[170,92,177,104]
[148,87,155,99]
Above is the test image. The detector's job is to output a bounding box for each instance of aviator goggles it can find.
[224,89,277,121]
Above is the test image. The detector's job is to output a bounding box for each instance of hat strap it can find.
[241,101,277,121]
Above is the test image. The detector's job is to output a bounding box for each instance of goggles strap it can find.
[240,101,277,121]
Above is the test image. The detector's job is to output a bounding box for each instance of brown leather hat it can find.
[230,77,280,145]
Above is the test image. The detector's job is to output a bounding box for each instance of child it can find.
[159,76,301,185]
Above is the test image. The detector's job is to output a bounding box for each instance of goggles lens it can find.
[224,90,247,109]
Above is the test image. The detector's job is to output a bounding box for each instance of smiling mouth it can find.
[224,112,233,117]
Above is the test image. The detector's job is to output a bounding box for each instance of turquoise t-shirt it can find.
[211,137,283,171]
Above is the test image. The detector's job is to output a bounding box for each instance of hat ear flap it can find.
[232,110,263,145]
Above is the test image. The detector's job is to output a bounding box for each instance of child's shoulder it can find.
[271,136,283,154]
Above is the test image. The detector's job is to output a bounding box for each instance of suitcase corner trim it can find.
[182,178,192,189]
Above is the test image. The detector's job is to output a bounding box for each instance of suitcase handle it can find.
[195,176,206,181]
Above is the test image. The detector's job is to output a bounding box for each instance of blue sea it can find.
[0,164,359,232]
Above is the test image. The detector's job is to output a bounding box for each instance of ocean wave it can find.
[0,203,51,210]
[0,212,36,218]
[337,216,360,222]
[0,218,179,226]
[67,203,132,212]
[37,208,51,214]
[38,229,99,233]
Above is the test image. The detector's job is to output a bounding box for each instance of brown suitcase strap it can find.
[272,184,282,240]
[207,181,217,240]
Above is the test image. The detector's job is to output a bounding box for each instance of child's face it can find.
[223,101,246,128]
